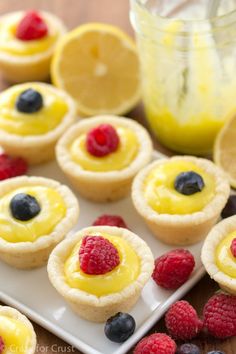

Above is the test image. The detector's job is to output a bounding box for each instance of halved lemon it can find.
[51,23,141,116]
[214,114,236,188]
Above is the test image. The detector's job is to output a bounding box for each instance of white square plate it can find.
[0,151,205,354]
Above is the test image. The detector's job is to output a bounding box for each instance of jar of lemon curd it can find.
[130,0,236,155]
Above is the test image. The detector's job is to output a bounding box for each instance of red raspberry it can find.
[92,214,128,228]
[165,300,203,340]
[203,293,236,339]
[0,337,4,354]
[133,333,176,354]
[0,153,28,180]
[16,11,48,41]
[230,238,236,257]
[152,249,195,290]
[86,124,119,157]
[79,235,120,275]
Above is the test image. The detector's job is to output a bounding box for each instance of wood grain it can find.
[0,1,235,353]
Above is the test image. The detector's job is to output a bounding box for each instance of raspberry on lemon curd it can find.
[47,226,154,322]
[0,10,66,82]
[56,115,153,202]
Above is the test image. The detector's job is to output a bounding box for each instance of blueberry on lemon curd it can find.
[0,176,79,269]
[0,10,66,82]
[0,306,36,354]
[202,215,236,295]
[47,226,154,322]
[56,116,153,202]
[0,82,76,164]
[132,156,230,246]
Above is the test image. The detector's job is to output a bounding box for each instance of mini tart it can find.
[201,215,236,295]
[132,156,230,246]
[0,82,76,165]
[47,226,154,322]
[0,176,79,269]
[0,11,66,83]
[56,116,153,202]
[0,305,36,354]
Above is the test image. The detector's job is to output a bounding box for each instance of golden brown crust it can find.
[47,226,154,322]
[0,305,37,354]
[0,176,80,269]
[201,215,236,295]
[56,115,153,202]
[0,11,67,83]
[132,156,230,245]
[0,83,77,165]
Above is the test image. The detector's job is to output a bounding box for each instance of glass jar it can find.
[130,0,236,155]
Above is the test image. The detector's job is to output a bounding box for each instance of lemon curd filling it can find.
[70,126,139,172]
[0,315,31,354]
[216,231,236,278]
[64,232,140,296]
[0,84,68,136]
[0,13,58,56]
[144,160,216,215]
[0,186,66,243]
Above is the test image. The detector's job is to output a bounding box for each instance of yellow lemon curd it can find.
[0,186,66,243]
[144,160,216,215]
[64,232,140,296]
[0,315,31,354]
[0,12,58,56]
[0,84,68,136]
[70,126,139,172]
[216,231,236,278]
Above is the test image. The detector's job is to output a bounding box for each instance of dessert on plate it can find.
[0,82,76,164]
[201,215,236,295]
[0,10,66,82]
[0,175,79,269]
[132,156,230,245]
[0,305,36,354]
[56,115,153,202]
[47,225,154,322]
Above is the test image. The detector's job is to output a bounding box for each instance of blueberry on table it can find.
[177,343,200,354]
[175,171,205,195]
[207,351,225,354]
[104,312,136,343]
[221,195,236,219]
[16,88,43,113]
[10,193,41,221]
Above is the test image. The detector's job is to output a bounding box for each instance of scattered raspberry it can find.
[79,235,120,275]
[152,249,195,290]
[16,11,48,41]
[165,300,203,340]
[92,214,128,228]
[0,153,28,180]
[230,238,236,257]
[86,124,119,157]
[203,293,236,339]
[0,336,5,354]
[133,333,176,354]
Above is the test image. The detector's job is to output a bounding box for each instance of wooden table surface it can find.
[0,1,235,353]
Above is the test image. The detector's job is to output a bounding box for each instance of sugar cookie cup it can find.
[132,156,230,246]
[0,11,66,83]
[0,82,77,165]
[56,116,153,202]
[201,215,236,295]
[0,305,36,354]
[47,226,154,322]
[0,176,79,269]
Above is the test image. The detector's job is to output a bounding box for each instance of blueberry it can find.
[16,88,43,113]
[10,193,41,221]
[174,171,205,195]
[207,351,225,354]
[221,195,236,219]
[177,343,200,354]
[104,312,135,343]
